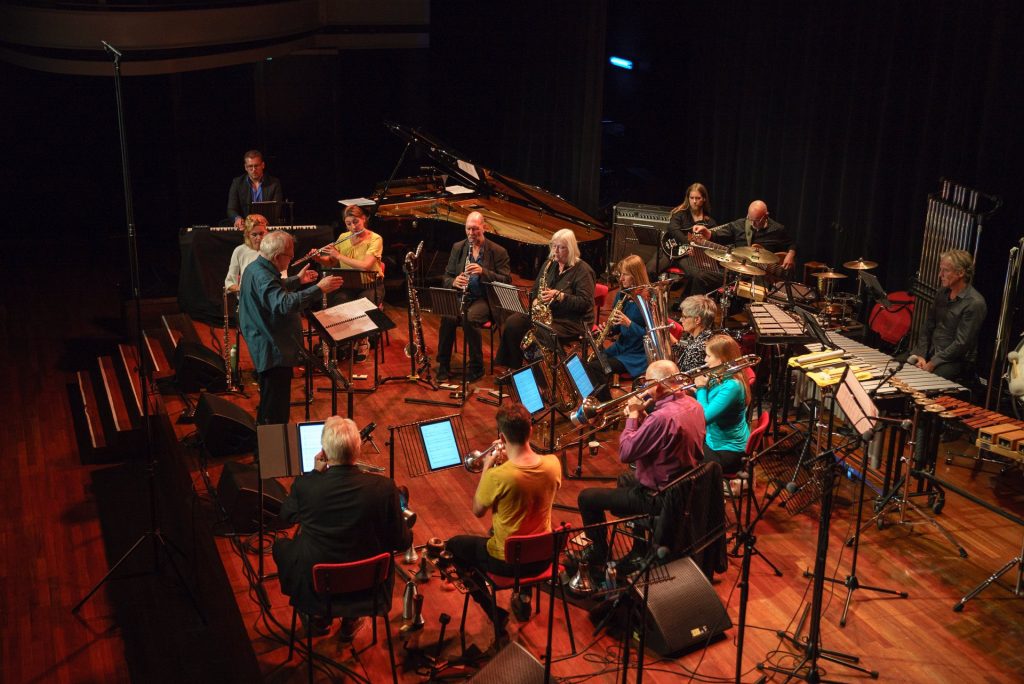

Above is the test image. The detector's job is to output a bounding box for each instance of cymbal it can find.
[843,258,878,270]
[814,270,848,280]
[732,246,780,265]
[705,249,735,263]
[722,261,766,276]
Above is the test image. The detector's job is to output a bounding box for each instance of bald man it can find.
[684,200,797,295]
[435,212,512,382]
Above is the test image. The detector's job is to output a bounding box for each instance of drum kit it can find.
[811,257,879,328]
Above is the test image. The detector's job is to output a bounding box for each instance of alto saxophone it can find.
[521,256,555,351]
[594,294,627,350]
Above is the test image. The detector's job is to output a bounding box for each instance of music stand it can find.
[798,305,836,351]
[489,282,529,317]
[429,286,471,405]
[307,297,395,419]
[251,200,285,226]
[826,367,908,625]
[629,223,665,275]
[387,413,469,480]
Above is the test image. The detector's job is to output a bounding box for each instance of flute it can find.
[290,230,362,268]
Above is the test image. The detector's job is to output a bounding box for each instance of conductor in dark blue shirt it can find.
[239,231,342,425]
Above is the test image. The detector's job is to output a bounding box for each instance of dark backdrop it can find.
[5,0,1023,366]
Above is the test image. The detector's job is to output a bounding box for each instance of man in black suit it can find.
[227,149,283,228]
[272,416,412,639]
[435,211,512,382]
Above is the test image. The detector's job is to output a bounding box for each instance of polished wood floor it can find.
[4,254,1024,683]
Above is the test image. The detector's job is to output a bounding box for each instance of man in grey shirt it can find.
[910,249,987,381]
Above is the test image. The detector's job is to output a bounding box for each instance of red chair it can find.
[459,524,576,655]
[593,283,609,324]
[287,552,398,684]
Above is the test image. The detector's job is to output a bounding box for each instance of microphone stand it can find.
[73,41,204,623]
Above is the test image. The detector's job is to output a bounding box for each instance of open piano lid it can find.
[370,123,608,245]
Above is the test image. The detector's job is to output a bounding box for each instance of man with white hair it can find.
[239,230,342,425]
[273,416,412,640]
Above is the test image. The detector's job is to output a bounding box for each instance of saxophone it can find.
[594,294,627,350]
[404,242,433,378]
[521,256,555,351]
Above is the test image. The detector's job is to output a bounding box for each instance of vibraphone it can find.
[749,302,813,345]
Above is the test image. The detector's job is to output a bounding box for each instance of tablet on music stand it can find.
[295,420,325,474]
[510,360,550,417]
[417,417,464,472]
[562,351,596,401]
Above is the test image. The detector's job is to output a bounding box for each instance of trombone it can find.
[569,354,761,429]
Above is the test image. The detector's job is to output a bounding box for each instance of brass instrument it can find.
[464,440,507,472]
[521,256,555,351]
[634,280,674,363]
[569,354,761,429]
[403,242,433,377]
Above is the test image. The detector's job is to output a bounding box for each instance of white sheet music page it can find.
[315,297,377,341]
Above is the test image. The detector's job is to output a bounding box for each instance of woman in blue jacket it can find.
[693,334,750,472]
[587,255,650,401]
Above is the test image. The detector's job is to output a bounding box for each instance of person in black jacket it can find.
[646,182,715,279]
[494,228,596,370]
[436,211,512,382]
[227,149,283,228]
[272,416,412,639]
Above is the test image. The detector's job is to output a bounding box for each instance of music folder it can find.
[308,297,395,345]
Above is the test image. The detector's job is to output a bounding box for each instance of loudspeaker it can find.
[611,202,673,266]
[173,340,227,392]
[468,641,544,683]
[640,556,732,656]
[195,392,256,458]
[216,461,288,534]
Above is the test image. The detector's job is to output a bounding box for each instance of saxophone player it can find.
[435,212,511,383]
[585,255,651,401]
[494,229,596,370]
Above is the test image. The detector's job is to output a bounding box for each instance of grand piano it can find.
[370,122,607,247]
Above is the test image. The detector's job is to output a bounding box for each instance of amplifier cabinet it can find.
[611,202,673,266]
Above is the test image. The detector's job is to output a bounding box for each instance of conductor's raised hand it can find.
[318,274,343,293]
[297,263,318,285]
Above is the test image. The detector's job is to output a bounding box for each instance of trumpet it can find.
[570,354,761,428]
[464,440,507,473]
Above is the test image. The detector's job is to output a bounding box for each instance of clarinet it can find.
[222,287,237,391]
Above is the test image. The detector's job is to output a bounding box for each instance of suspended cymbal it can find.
[814,270,848,280]
[705,249,736,263]
[722,261,766,276]
[732,246,780,265]
[843,258,879,270]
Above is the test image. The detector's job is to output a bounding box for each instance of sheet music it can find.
[445,184,474,195]
[457,160,479,180]
[313,298,378,341]
[337,197,377,206]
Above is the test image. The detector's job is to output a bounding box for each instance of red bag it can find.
[869,291,915,345]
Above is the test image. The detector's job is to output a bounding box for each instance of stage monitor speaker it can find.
[195,392,256,458]
[611,202,673,266]
[468,641,545,684]
[640,556,732,656]
[216,461,288,534]
[172,340,227,393]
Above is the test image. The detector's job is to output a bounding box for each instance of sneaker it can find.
[337,617,366,643]
[436,365,451,382]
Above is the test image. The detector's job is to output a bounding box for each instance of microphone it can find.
[101,40,122,58]
[360,421,377,442]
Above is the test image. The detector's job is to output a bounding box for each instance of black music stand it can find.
[630,223,665,276]
[429,287,471,405]
[489,282,529,318]
[824,367,908,626]
[307,298,394,419]
[387,413,470,481]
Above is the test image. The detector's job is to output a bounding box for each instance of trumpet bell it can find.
[464,449,486,473]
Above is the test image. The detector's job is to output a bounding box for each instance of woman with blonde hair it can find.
[586,254,650,400]
[225,214,270,292]
[693,334,750,472]
[494,229,596,369]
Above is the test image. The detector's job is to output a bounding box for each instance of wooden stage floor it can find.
[4,270,1024,683]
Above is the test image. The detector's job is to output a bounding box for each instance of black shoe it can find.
[511,591,532,622]
[337,617,366,643]
[466,368,484,383]
[436,365,451,382]
[301,613,331,637]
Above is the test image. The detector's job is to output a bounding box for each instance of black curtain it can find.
[603,0,1024,362]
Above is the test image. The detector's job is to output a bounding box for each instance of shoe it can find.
[466,368,484,383]
[353,340,369,363]
[337,617,366,643]
[301,613,331,637]
[511,591,532,622]
[436,365,451,382]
